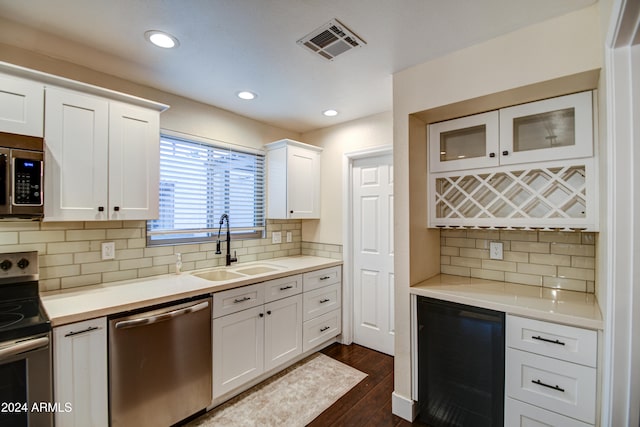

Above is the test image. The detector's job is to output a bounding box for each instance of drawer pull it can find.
[319,276,331,280]
[532,379,565,393]
[320,326,330,332]
[319,298,330,304]
[233,296,251,304]
[279,285,293,291]
[532,335,566,346]
[64,326,100,337]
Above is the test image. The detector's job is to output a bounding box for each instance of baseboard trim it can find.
[391,391,417,421]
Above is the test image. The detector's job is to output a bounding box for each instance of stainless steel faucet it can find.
[215,214,237,266]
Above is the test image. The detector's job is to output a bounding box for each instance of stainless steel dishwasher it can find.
[108,296,212,427]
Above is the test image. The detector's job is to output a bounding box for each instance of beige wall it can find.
[392,4,604,412]
[301,111,393,245]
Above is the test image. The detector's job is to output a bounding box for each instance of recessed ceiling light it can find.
[145,30,179,49]
[237,91,257,100]
[323,109,338,117]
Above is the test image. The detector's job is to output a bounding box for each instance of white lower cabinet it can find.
[505,315,598,426]
[212,266,342,400]
[53,317,108,427]
[212,277,305,400]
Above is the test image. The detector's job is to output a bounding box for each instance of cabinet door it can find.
[53,317,108,427]
[499,91,593,165]
[44,87,109,221]
[108,102,160,220]
[0,73,44,137]
[212,306,264,399]
[264,294,303,371]
[428,111,499,173]
[286,144,320,218]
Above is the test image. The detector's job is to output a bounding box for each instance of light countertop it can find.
[41,256,342,327]
[411,274,603,330]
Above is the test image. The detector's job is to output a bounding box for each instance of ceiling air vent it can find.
[297,19,366,61]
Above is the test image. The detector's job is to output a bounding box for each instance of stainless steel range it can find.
[0,251,52,427]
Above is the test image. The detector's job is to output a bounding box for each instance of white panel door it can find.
[108,102,159,220]
[287,144,320,218]
[353,154,394,355]
[44,87,109,220]
[212,306,264,399]
[53,317,108,427]
[264,294,303,371]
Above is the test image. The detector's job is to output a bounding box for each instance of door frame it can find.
[603,1,640,425]
[342,145,393,346]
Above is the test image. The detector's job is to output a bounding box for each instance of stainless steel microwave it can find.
[0,132,44,219]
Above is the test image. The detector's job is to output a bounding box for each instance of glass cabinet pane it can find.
[513,108,575,153]
[440,125,487,162]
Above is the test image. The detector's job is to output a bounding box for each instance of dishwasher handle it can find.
[114,300,209,330]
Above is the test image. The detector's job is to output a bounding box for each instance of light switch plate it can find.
[286,231,292,243]
[272,231,282,244]
[101,242,115,260]
[489,241,503,260]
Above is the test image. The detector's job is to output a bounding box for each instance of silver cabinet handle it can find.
[319,298,330,304]
[115,300,209,330]
[0,336,49,360]
[320,326,330,332]
[279,285,293,291]
[64,326,100,337]
[234,296,251,304]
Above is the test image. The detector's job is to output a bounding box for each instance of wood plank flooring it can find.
[309,343,428,427]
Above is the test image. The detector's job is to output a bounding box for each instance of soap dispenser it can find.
[175,253,182,274]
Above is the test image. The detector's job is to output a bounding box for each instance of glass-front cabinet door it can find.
[499,91,593,166]
[428,111,499,173]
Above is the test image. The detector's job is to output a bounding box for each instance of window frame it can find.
[146,130,266,246]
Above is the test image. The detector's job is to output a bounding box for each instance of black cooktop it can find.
[0,251,50,343]
[0,292,50,343]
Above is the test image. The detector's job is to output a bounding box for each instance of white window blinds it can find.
[147,133,265,245]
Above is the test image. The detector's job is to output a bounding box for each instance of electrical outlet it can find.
[286,231,292,243]
[101,242,115,260]
[272,231,282,244]
[489,241,503,260]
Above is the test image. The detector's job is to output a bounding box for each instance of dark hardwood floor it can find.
[309,343,428,427]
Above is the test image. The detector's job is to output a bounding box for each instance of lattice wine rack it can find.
[429,160,598,230]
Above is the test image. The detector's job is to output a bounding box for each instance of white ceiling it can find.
[0,0,595,133]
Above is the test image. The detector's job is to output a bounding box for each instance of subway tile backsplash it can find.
[440,229,597,293]
[0,220,308,292]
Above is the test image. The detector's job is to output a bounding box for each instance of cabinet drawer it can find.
[264,274,302,303]
[303,266,341,292]
[302,309,341,352]
[505,398,593,427]
[303,283,341,321]
[506,348,596,424]
[213,283,264,318]
[507,315,597,367]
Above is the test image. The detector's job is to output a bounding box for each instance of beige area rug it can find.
[186,353,367,427]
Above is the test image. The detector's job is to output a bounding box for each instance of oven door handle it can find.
[0,336,49,360]
[114,300,209,330]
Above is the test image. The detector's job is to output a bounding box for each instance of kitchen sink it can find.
[233,265,283,275]
[192,270,246,281]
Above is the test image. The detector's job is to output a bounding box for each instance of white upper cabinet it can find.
[45,86,161,221]
[428,91,598,230]
[0,72,44,137]
[429,91,593,173]
[429,111,499,173]
[499,91,593,166]
[265,139,322,219]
